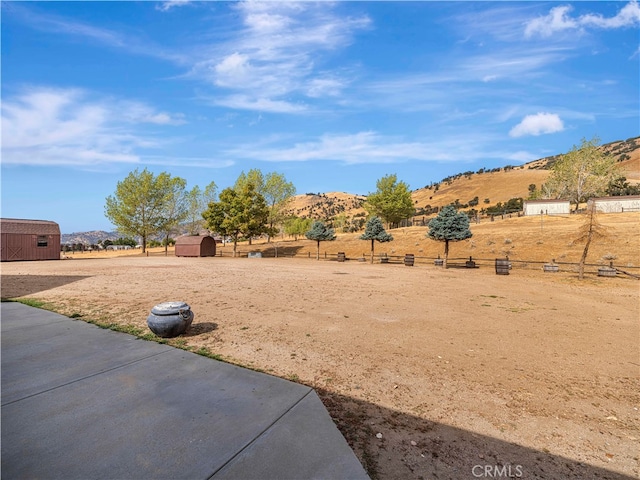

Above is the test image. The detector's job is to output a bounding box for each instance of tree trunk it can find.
[578,238,590,280]
[142,234,147,254]
[164,234,169,256]
[370,239,375,264]
[233,237,238,257]
[443,239,449,268]
[316,241,320,260]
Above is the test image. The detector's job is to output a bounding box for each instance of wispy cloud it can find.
[509,113,564,138]
[525,1,640,38]
[156,0,192,12]
[189,2,370,113]
[5,3,188,64]
[1,87,185,167]
[225,131,526,166]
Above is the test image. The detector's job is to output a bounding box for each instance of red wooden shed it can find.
[1,218,61,262]
[174,235,217,257]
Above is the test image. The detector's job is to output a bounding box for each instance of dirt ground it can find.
[2,256,638,479]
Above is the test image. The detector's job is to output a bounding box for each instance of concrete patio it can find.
[1,302,368,479]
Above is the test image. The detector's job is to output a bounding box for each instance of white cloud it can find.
[525,1,640,38]
[1,87,184,167]
[156,0,191,12]
[9,4,187,64]
[212,95,307,114]
[509,113,564,137]
[189,3,370,112]
[225,131,516,166]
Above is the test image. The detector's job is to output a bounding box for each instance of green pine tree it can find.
[360,216,393,264]
[305,221,336,260]
[427,205,472,267]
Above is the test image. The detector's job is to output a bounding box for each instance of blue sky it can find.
[2,1,639,233]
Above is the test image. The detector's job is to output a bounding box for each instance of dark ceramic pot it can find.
[147,301,194,338]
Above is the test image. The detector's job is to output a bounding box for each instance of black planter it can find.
[147,301,194,338]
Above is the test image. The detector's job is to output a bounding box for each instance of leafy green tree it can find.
[427,205,472,267]
[202,182,270,257]
[365,174,415,227]
[236,169,295,241]
[159,176,188,256]
[360,216,393,264]
[305,221,336,260]
[606,175,640,196]
[185,181,218,235]
[285,217,312,241]
[105,168,182,253]
[544,136,619,212]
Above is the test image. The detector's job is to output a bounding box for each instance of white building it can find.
[523,199,570,216]
[587,196,640,213]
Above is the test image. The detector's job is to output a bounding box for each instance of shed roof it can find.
[523,199,569,204]
[175,235,213,246]
[590,195,640,201]
[0,218,60,235]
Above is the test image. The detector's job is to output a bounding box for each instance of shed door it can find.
[3,235,23,260]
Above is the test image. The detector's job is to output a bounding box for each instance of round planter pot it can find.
[147,301,194,338]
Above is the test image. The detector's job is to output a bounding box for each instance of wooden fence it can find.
[223,250,639,278]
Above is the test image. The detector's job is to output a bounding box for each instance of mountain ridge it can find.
[64,136,639,239]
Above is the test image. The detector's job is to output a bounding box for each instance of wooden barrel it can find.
[598,267,616,277]
[337,252,346,262]
[495,258,510,275]
[404,254,415,267]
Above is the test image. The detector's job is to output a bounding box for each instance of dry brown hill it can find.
[287,137,640,223]
[79,212,640,270]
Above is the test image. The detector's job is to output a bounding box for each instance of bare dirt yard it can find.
[2,252,638,480]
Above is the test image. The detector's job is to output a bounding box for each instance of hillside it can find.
[72,212,640,269]
[287,136,640,223]
[61,230,119,245]
[65,137,640,239]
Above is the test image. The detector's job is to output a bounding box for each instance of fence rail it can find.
[226,249,639,275]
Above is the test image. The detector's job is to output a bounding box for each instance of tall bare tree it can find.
[575,203,607,279]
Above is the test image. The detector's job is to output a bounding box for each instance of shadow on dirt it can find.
[232,245,306,258]
[0,275,92,299]
[184,322,218,336]
[315,387,635,480]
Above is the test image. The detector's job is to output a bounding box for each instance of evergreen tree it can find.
[236,169,296,241]
[427,205,472,267]
[360,216,393,264]
[305,221,336,260]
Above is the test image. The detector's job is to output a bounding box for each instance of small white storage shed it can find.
[523,199,570,216]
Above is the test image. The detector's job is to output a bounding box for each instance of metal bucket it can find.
[147,301,194,338]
